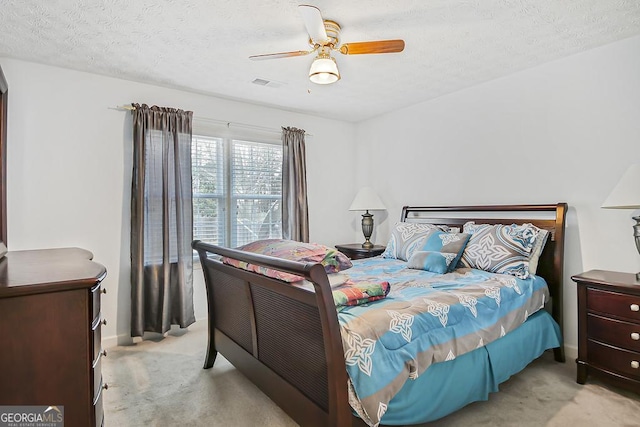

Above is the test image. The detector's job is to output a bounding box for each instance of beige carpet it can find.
[103,321,640,427]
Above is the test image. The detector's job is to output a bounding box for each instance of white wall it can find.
[4,34,639,352]
[355,35,640,353]
[1,58,357,346]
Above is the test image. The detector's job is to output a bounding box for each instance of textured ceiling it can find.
[1,0,640,122]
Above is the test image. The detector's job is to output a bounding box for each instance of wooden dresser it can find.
[572,269,640,393]
[0,248,107,427]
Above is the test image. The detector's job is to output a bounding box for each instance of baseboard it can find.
[564,343,577,362]
[103,334,120,350]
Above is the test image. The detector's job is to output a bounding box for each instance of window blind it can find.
[192,135,282,247]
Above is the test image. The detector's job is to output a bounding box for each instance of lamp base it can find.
[362,241,374,249]
[361,211,374,249]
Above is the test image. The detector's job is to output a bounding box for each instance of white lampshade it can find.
[349,187,386,211]
[601,164,640,209]
[309,54,340,85]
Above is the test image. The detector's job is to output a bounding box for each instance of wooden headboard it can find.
[400,203,567,360]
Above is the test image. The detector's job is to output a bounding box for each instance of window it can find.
[192,135,282,247]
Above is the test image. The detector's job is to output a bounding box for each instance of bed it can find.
[192,203,567,426]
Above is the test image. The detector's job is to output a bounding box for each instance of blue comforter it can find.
[335,257,551,426]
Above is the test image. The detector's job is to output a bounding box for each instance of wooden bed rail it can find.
[192,240,353,426]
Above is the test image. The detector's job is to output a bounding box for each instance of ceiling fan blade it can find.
[298,4,329,45]
[339,39,405,55]
[249,50,313,61]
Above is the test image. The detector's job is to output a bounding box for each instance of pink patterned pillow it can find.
[222,239,352,282]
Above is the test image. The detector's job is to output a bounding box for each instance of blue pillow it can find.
[381,222,450,261]
[418,230,471,272]
[407,251,456,274]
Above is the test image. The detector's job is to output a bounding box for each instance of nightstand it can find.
[572,270,640,394]
[335,244,385,260]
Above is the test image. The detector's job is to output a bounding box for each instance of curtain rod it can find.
[110,105,312,137]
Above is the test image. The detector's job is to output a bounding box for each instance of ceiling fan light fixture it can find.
[309,53,340,85]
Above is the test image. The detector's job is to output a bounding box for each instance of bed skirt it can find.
[372,309,561,425]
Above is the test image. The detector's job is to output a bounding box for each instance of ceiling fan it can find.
[249,4,405,85]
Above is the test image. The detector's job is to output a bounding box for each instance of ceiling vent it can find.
[252,78,283,88]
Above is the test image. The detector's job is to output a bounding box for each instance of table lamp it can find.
[601,163,640,280]
[349,187,386,249]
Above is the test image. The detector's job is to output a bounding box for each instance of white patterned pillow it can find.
[382,222,449,261]
[459,222,542,279]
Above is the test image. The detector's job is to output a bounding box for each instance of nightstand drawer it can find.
[587,288,640,322]
[587,313,640,352]
[588,340,640,380]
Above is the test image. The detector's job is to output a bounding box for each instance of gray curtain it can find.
[281,126,309,242]
[130,103,195,337]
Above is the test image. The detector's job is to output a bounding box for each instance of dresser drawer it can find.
[92,353,103,402]
[587,288,640,322]
[588,340,640,380]
[91,283,102,322]
[94,379,105,427]
[92,316,103,361]
[588,313,640,352]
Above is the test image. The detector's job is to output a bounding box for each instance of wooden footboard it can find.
[192,242,354,426]
[193,203,567,427]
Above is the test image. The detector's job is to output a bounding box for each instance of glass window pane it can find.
[233,198,282,247]
[231,140,282,197]
[192,135,283,248]
[193,196,225,245]
[192,136,224,197]
[192,136,225,245]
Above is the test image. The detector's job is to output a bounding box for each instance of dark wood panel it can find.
[587,314,640,352]
[587,288,640,323]
[573,270,640,292]
[94,382,104,427]
[335,244,385,260]
[0,65,7,246]
[0,289,92,425]
[92,354,103,402]
[0,248,106,297]
[92,283,102,321]
[0,248,106,427]
[92,318,103,363]
[573,270,640,394]
[587,340,640,382]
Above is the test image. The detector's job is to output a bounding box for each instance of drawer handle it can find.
[632,361,640,369]
[103,383,109,391]
[632,332,640,341]
[101,349,108,357]
[102,318,107,326]
[632,304,640,312]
